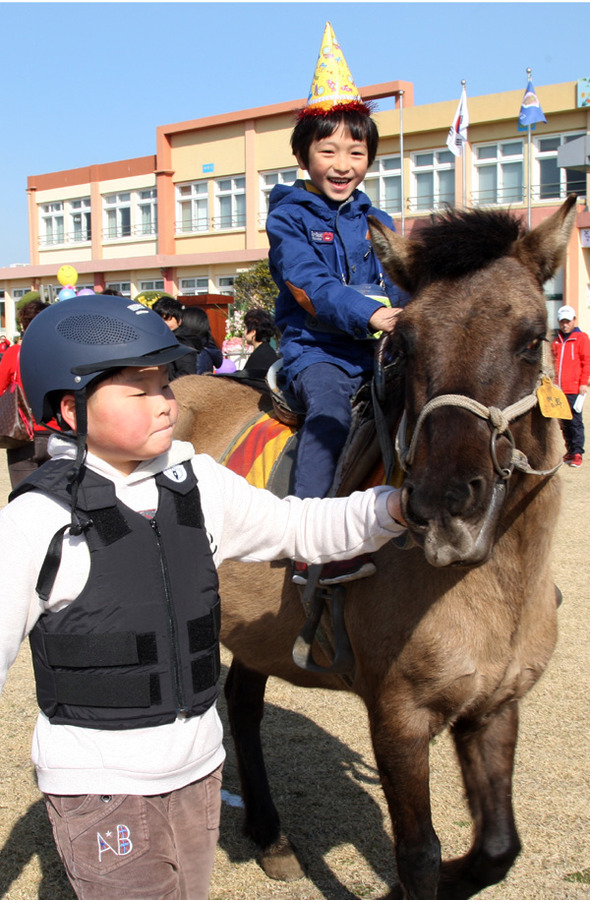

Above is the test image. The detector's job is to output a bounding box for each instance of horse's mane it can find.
[411,206,525,283]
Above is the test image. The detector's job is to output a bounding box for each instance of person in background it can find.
[181,306,223,374]
[0,334,11,356]
[266,23,408,585]
[152,296,198,379]
[242,308,279,380]
[551,304,590,468]
[0,300,51,488]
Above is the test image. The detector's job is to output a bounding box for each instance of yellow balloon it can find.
[57,265,78,287]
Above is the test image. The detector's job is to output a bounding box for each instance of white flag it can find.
[447,86,469,157]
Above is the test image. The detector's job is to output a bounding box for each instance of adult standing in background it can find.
[0,300,51,488]
[242,308,279,380]
[552,304,590,467]
[152,296,198,379]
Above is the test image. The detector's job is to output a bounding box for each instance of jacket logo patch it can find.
[163,465,188,483]
[97,824,133,861]
[310,230,334,243]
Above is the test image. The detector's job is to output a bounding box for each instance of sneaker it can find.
[569,453,583,468]
[563,452,574,463]
[318,554,376,586]
[291,561,309,585]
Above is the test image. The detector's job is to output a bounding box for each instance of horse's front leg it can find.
[223,659,304,881]
[438,700,521,899]
[369,704,441,900]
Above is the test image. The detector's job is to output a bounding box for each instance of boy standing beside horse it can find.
[0,294,406,900]
[266,22,408,587]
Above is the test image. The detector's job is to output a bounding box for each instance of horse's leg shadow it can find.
[437,701,522,900]
[223,657,305,881]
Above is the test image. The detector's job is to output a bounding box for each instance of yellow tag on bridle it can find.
[536,377,573,419]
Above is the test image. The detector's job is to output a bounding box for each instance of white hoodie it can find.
[0,436,404,796]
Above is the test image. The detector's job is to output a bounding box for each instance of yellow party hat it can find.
[300,22,372,119]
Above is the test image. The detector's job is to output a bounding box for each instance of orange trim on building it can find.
[27,156,156,192]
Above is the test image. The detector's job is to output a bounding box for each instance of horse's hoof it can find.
[258,833,305,881]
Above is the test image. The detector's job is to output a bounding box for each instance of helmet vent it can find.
[57,314,139,345]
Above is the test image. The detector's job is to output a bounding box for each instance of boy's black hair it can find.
[291,109,379,169]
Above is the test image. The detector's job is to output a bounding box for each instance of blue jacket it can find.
[267,180,406,384]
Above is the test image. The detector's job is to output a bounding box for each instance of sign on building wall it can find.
[580,227,590,248]
[577,78,590,107]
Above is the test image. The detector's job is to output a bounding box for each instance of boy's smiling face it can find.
[61,365,177,476]
[297,121,369,203]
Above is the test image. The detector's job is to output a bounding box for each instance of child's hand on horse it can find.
[386,489,406,527]
[369,306,403,335]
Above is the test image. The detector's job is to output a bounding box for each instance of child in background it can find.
[0,294,406,900]
[267,22,408,586]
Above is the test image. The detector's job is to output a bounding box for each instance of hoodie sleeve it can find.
[267,205,386,338]
[192,454,404,567]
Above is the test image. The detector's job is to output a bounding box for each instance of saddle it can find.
[221,348,406,681]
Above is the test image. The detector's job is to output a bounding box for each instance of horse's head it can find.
[369,196,577,568]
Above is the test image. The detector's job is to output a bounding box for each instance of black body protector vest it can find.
[14,459,221,730]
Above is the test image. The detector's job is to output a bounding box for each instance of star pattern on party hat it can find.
[299,22,373,120]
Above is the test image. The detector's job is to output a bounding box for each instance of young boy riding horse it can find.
[266,22,408,586]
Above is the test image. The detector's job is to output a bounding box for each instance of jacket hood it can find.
[268,180,372,219]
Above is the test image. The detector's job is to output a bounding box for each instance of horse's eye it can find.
[519,335,544,363]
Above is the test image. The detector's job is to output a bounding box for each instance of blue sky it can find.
[1,1,589,267]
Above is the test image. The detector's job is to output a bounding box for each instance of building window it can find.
[176,182,209,233]
[363,156,402,215]
[178,277,209,296]
[535,133,586,201]
[259,168,298,224]
[139,280,164,292]
[40,202,65,245]
[104,193,132,239]
[105,282,131,297]
[217,276,235,296]
[137,189,157,235]
[214,177,245,229]
[12,288,30,299]
[473,141,524,206]
[410,150,455,211]
[70,197,92,242]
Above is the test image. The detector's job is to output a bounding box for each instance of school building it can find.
[1,76,589,338]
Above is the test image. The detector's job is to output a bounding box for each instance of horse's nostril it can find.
[446,477,486,517]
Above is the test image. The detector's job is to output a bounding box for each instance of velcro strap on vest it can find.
[188,602,221,651]
[54,671,157,708]
[43,631,157,668]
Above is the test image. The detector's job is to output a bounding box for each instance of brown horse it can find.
[172,195,577,900]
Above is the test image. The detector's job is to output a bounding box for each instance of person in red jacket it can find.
[551,305,590,467]
[0,300,51,487]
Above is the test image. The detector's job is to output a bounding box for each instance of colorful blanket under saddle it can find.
[220,412,297,493]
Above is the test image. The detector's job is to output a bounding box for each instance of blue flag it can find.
[518,80,546,131]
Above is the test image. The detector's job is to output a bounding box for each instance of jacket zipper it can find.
[150,517,188,716]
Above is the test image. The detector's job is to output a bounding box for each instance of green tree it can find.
[233,259,277,315]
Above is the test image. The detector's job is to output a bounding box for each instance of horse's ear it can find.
[368,216,419,294]
[512,194,578,285]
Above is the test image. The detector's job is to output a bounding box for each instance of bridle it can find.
[375,338,562,483]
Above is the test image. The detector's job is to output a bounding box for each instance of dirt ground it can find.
[0,413,588,900]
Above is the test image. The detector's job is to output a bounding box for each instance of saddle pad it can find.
[220,412,297,493]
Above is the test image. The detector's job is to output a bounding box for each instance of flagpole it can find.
[526,67,532,228]
[399,89,405,235]
[461,79,467,208]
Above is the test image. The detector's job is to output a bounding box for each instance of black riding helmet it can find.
[19,294,192,534]
[20,293,191,425]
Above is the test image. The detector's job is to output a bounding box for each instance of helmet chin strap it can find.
[66,389,92,537]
